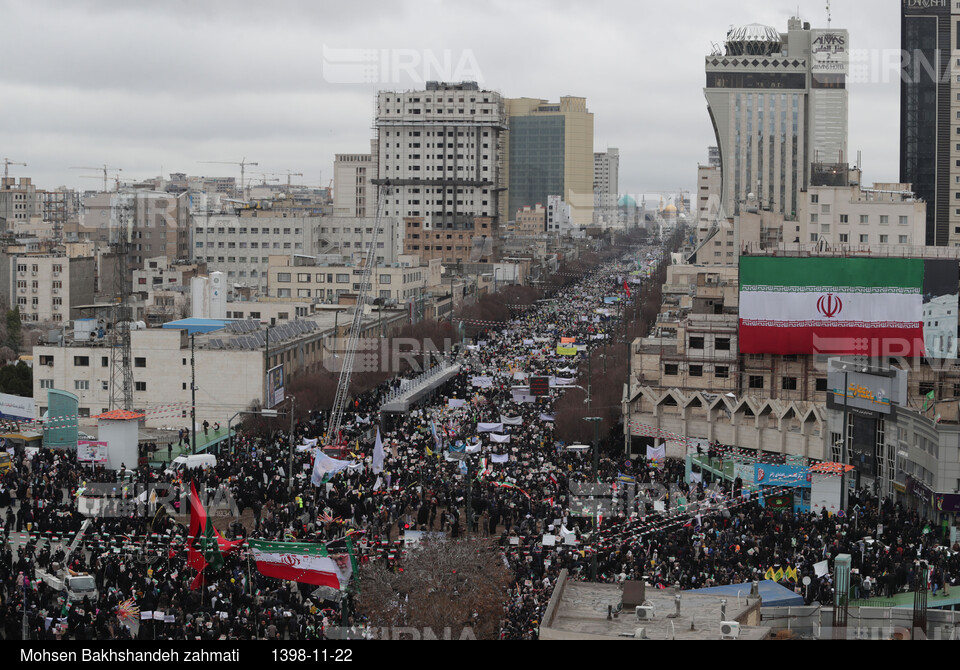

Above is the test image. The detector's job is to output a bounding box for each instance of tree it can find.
[356,540,511,640]
[5,308,20,355]
[0,360,32,396]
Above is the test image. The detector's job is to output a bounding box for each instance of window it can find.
[277,273,291,283]
[748,375,764,389]
[880,215,889,225]
[715,338,731,351]
[880,235,888,243]
[379,274,392,284]
[73,356,90,367]
[715,366,729,378]
[899,235,908,244]
[135,381,147,392]
[297,273,311,283]
[101,356,109,367]
[859,215,869,224]
[134,357,146,368]
[39,379,54,389]
[810,194,819,203]
[689,336,705,349]
[74,380,90,391]
[689,365,703,377]
[810,213,818,224]
[839,233,849,243]
[860,234,869,244]
[782,377,798,390]
[664,363,679,376]
[839,214,848,223]
[899,216,909,226]
[815,378,828,392]
[277,289,291,298]
[337,274,349,283]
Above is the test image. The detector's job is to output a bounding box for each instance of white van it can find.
[164,453,217,475]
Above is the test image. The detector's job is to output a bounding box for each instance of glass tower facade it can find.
[507,115,565,220]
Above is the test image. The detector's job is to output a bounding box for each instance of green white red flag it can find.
[739,257,925,356]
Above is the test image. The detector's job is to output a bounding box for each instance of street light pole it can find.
[287,395,296,493]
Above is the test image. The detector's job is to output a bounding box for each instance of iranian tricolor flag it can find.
[248,539,353,589]
[739,257,925,356]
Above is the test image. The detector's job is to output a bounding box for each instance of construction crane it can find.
[3,158,26,180]
[249,172,281,187]
[324,184,390,450]
[199,158,258,200]
[79,171,125,192]
[71,164,122,192]
[255,171,303,193]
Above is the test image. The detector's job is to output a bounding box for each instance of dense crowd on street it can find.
[0,246,957,641]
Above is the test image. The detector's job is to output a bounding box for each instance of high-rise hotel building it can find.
[704,18,849,219]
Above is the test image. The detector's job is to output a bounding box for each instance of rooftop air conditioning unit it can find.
[636,606,654,621]
[720,621,740,639]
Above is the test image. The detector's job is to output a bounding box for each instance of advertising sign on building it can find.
[267,365,284,409]
[826,359,907,416]
[810,29,849,75]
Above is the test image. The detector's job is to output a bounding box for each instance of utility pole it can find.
[191,333,197,454]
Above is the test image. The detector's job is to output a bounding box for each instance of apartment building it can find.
[266,254,441,305]
[376,81,506,228]
[796,175,926,248]
[333,140,379,217]
[0,254,94,324]
[0,177,42,231]
[594,148,619,227]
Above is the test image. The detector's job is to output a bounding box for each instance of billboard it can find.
[826,359,908,416]
[754,464,810,488]
[739,257,958,358]
[77,440,108,463]
[267,365,284,409]
[0,393,34,420]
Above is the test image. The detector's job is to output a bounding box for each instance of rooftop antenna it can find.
[826,0,832,27]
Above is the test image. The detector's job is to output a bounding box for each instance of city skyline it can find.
[1,0,902,198]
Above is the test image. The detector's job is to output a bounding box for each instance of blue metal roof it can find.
[161,318,231,335]
[686,580,804,608]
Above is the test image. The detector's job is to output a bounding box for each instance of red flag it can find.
[623,281,631,298]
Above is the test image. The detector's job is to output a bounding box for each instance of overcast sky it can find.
[0,0,903,198]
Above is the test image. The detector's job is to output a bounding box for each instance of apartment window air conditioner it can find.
[720,621,740,639]
[636,606,654,621]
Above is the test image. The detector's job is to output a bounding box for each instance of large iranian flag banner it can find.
[248,539,352,588]
[739,257,925,356]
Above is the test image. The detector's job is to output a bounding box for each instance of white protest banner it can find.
[490,433,511,444]
[490,453,509,464]
[500,415,523,426]
[447,398,467,409]
[471,376,493,388]
[477,422,504,433]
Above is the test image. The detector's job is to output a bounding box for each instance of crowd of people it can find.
[0,246,958,641]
